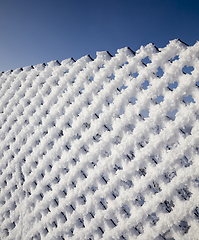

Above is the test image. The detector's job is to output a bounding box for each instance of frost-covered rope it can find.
[0,39,199,240]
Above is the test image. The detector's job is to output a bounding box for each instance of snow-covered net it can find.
[0,39,199,240]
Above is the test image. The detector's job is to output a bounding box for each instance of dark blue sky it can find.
[0,0,199,72]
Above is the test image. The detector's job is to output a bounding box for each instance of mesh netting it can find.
[0,39,199,240]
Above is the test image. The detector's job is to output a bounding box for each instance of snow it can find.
[0,39,199,240]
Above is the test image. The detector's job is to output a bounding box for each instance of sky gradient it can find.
[0,0,199,72]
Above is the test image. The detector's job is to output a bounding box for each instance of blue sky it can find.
[0,0,199,72]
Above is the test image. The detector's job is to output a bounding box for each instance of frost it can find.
[0,40,199,240]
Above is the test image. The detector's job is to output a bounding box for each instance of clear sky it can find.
[0,0,199,72]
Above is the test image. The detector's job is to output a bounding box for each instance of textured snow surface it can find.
[0,39,199,240]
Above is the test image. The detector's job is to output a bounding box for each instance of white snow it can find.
[0,39,199,240]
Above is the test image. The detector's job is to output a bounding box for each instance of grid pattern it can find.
[0,39,199,240]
